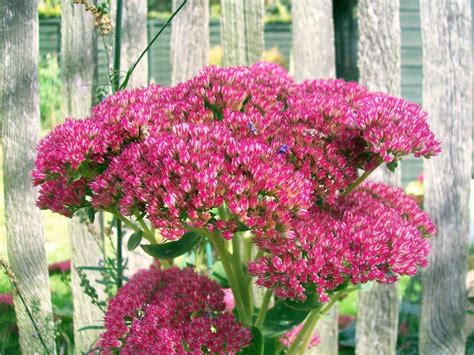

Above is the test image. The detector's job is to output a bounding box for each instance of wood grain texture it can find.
[291,1,337,353]
[68,220,105,353]
[171,0,209,85]
[292,0,335,81]
[356,284,400,355]
[356,1,401,354]
[419,1,472,354]
[61,2,104,352]
[120,0,148,88]
[313,307,338,355]
[0,0,56,352]
[220,0,264,66]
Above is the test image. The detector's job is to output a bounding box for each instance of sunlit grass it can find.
[0,148,70,264]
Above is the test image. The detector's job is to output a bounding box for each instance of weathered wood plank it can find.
[419,1,472,353]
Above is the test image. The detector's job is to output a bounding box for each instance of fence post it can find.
[419,1,472,353]
[220,0,264,66]
[120,0,148,89]
[0,0,56,352]
[356,1,401,354]
[61,1,105,352]
[171,0,209,85]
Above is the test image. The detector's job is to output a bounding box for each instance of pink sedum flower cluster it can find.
[249,182,435,302]
[33,63,440,306]
[98,265,251,353]
[90,123,311,240]
[33,63,439,227]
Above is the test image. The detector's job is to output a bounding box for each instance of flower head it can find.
[99,265,251,353]
[33,64,439,249]
[249,182,435,301]
[91,123,312,240]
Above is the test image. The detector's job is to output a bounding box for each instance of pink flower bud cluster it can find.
[33,63,439,242]
[98,265,251,353]
[33,86,162,216]
[48,260,71,274]
[90,123,312,239]
[249,182,435,301]
[280,325,320,349]
[0,293,13,307]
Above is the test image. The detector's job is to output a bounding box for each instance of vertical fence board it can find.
[61,2,105,353]
[419,1,472,353]
[1,1,56,352]
[356,1,402,353]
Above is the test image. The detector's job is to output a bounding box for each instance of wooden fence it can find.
[38,1,463,185]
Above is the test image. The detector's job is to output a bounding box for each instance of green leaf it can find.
[210,261,230,288]
[52,305,73,319]
[283,293,321,312]
[141,231,201,259]
[135,211,146,221]
[86,207,96,224]
[263,337,282,355]
[330,280,350,293]
[386,160,398,172]
[242,327,263,355]
[261,301,309,338]
[127,230,143,251]
[76,266,109,272]
[78,325,105,332]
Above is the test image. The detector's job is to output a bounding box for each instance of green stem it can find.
[287,305,322,355]
[342,165,378,196]
[160,259,171,269]
[231,233,252,317]
[287,290,348,355]
[1,262,51,353]
[108,210,155,244]
[116,219,123,289]
[137,219,153,237]
[242,232,253,263]
[135,216,156,243]
[254,248,264,261]
[113,212,139,231]
[208,233,250,326]
[112,0,123,91]
[254,288,273,328]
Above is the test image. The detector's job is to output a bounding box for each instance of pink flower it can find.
[90,123,312,240]
[223,288,236,312]
[48,260,71,274]
[33,63,439,247]
[249,182,435,301]
[0,293,13,307]
[98,265,251,353]
[280,324,320,349]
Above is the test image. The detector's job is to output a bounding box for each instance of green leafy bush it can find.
[39,54,63,132]
[38,0,61,19]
